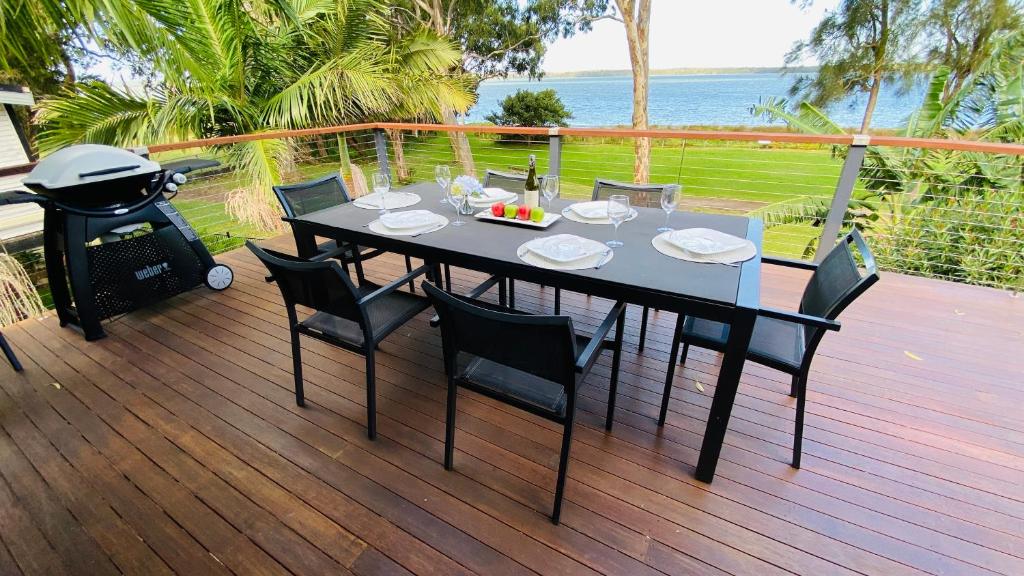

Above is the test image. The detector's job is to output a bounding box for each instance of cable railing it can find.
[0,122,1020,315]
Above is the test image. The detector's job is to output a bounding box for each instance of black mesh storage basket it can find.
[86,226,204,319]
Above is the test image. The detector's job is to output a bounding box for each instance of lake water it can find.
[466,73,923,129]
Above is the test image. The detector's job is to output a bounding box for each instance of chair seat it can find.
[455,334,594,419]
[299,283,429,347]
[682,315,805,373]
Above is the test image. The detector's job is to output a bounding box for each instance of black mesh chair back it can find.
[799,229,879,345]
[273,174,350,218]
[483,170,546,192]
[248,243,363,323]
[591,179,673,209]
[424,282,578,387]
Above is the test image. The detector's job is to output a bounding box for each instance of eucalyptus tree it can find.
[28,0,474,229]
[787,0,922,132]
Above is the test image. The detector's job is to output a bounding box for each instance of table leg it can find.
[292,227,319,259]
[695,307,755,483]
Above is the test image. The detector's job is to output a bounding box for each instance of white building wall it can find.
[0,105,42,241]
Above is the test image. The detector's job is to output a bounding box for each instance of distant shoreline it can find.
[498,66,819,80]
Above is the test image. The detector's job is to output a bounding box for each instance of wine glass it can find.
[542,175,559,209]
[447,180,466,226]
[435,165,451,205]
[372,172,391,215]
[658,184,682,233]
[606,194,629,248]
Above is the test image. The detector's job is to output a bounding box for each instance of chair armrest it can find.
[575,301,627,373]
[429,275,508,328]
[356,264,432,305]
[310,243,352,262]
[761,256,818,270]
[759,306,840,331]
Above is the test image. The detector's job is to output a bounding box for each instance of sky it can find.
[541,0,839,73]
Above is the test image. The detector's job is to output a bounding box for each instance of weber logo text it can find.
[135,262,170,280]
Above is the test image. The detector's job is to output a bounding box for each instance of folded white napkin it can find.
[525,234,605,263]
[469,187,516,205]
[666,228,750,255]
[379,210,437,230]
[568,201,608,219]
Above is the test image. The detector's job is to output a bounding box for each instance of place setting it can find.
[353,172,422,211]
[516,233,613,270]
[561,198,639,224]
[365,209,449,237]
[652,227,757,265]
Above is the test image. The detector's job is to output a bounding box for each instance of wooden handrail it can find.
[1,122,1021,181]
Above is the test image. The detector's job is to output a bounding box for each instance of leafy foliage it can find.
[26,0,475,229]
[485,89,572,141]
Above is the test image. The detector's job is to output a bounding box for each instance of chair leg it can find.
[508,279,515,309]
[638,306,650,352]
[352,250,367,283]
[443,264,452,292]
[605,306,626,431]
[660,318,686,426]
[790,374,799,397]
[793,374,807,468]
[404,256,415,292]
[444,377,458,470]
[554,288,561,315]
[290,327,305,407]
[365,348,377,440]
[551,418,575,525]
[1,332,22,372]
[497,277,507,307]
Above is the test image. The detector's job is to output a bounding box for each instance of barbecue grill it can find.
[0,144,233,340]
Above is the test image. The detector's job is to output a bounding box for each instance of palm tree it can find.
[31,0,475,229]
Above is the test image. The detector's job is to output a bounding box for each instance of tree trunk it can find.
[442,107,476,177]
[861,0,890,133]
[860,74,881,132]
[617,0,652,183]
[387,129,410,182]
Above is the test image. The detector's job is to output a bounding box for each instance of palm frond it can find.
[749,96,846,134]
[35,82,156,153]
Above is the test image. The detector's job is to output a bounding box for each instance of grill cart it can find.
[0,145,233,341]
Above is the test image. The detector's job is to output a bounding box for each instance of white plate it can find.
[474,210,561,229]
[652,231,756,265]
[468,188,517,206]
[380,210,436,230]
[368,213,448,236]
[666,228,750,255]
[526,234,603,263]
[561,205,638,225]
[568,201,610,219]
[517,235,613,270]
[352,191,421,210]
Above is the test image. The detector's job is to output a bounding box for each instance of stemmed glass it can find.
[372,172,391,215]
[606,194,629,248]
[435,165,451,205]
[447,180,466,226]
[658,184,682,233]
[542,175,559,209]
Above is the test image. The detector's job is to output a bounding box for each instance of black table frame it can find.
[286,182,762,483]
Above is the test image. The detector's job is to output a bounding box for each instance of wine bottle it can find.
[524,154,539,209]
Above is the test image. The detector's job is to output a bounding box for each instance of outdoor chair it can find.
[1,331,22,371]
[422,280,627,524]
[248,241,433,440]
[274,173,415,291]
[482,170,548,309]
[661,229,879,468]
[553,179,677,346]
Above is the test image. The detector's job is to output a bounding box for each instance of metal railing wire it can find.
[0,122,1020,321]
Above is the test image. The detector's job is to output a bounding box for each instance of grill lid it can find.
[24,145,161,191]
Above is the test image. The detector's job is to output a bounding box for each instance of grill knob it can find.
[164,182,178,193]
[172,173,187,184]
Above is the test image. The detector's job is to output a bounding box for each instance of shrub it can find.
[485,89,572,142]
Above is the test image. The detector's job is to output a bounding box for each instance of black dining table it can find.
[286,181,762,483]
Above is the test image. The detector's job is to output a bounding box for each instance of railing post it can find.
[373,128,391,179]
[815,135,869,262]
[548,128,562,178]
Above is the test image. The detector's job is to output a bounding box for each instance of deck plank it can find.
[0,240,1022,576]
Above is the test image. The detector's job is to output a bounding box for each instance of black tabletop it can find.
[290,181,762,313]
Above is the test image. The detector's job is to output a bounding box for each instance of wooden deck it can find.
[1,237,1022,576]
